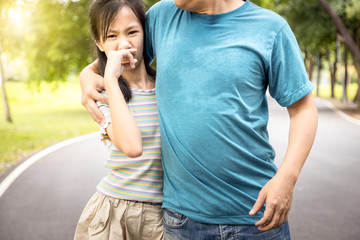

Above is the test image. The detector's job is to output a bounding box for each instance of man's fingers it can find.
[255,202,275,227]
[278,210,287,227]
[81,90,106,124]
[281,211,290,227]
[258,208,282,232]
[85,100,105,124]
[256,197,291,231]
[92,90,108,104]
[249,191,266,216]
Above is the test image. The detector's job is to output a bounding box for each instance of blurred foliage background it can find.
[1,0,93,84]
[0,0,360,172]
[0,0,359,97]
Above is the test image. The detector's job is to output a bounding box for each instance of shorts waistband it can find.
[129,200,162,206]
[97,192,162,207]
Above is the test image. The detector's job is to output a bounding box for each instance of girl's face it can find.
[96,5,144,67]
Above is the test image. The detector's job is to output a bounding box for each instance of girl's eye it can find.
[129,30,138,35]
[107,34,116,39]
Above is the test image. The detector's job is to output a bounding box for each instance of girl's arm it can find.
[104,49,142,158]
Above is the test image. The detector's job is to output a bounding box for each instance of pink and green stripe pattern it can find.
[96,89,163,202]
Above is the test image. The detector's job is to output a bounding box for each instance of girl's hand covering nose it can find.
[104,48,138,80]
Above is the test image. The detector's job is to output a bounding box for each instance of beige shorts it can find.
[74,192,163,240]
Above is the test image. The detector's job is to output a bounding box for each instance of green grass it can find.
[314,82,358,100]
[0,80,98,173]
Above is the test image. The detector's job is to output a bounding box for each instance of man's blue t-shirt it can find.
[145,0,314,225]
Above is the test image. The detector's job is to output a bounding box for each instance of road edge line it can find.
[0,132,98,199]
[318,98,360,126]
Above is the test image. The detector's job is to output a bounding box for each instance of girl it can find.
[74,0,163,239]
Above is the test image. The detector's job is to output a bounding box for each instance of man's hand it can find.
[249,172,295,231]
[80,62,108,124]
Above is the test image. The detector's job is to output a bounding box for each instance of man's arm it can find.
[249,92,318,231]
[80,60,108,124]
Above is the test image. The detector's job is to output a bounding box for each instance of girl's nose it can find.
[117,42,132,51]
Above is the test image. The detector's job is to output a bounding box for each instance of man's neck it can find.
[195,0,245,15]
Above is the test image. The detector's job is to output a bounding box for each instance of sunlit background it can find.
[0,0,359,173]
[0,0,360,239]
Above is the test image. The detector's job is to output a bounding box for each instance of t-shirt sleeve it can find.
[144,3,159,63]
[268,23,314,107]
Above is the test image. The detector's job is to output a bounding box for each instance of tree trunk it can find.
[329,43,338,98]
[316,51,321,97]
[343,47,348,102]
[0,43,12,123]
[318,0,360,65]
[352,28,360,110]
[352,60,360,110]
[318,0,360,109]
[304,48,315,82]
[309,54,315,82]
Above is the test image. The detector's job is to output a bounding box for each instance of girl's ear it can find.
[95,40,105,52]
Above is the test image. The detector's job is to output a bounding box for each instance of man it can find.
[80,0,318,239]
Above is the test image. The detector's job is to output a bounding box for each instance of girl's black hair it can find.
[89,0,156,102]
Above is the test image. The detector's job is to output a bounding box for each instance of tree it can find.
[144,0,160,8]
[2,0,159,88]
[318,0,360,108]
[318,0,360,65]
[269,0,337,97]
[0,0,16,123]
[0,41,12,123]
[1,0,94,121]
[23,0,93,84]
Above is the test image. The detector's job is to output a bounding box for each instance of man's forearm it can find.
[278,93,318,182]
[88,59,99,74]
[80,59,108,123]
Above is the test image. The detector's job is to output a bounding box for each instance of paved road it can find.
[268,97,360,240]
[0,134,108,240]
[0,97,359,240]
